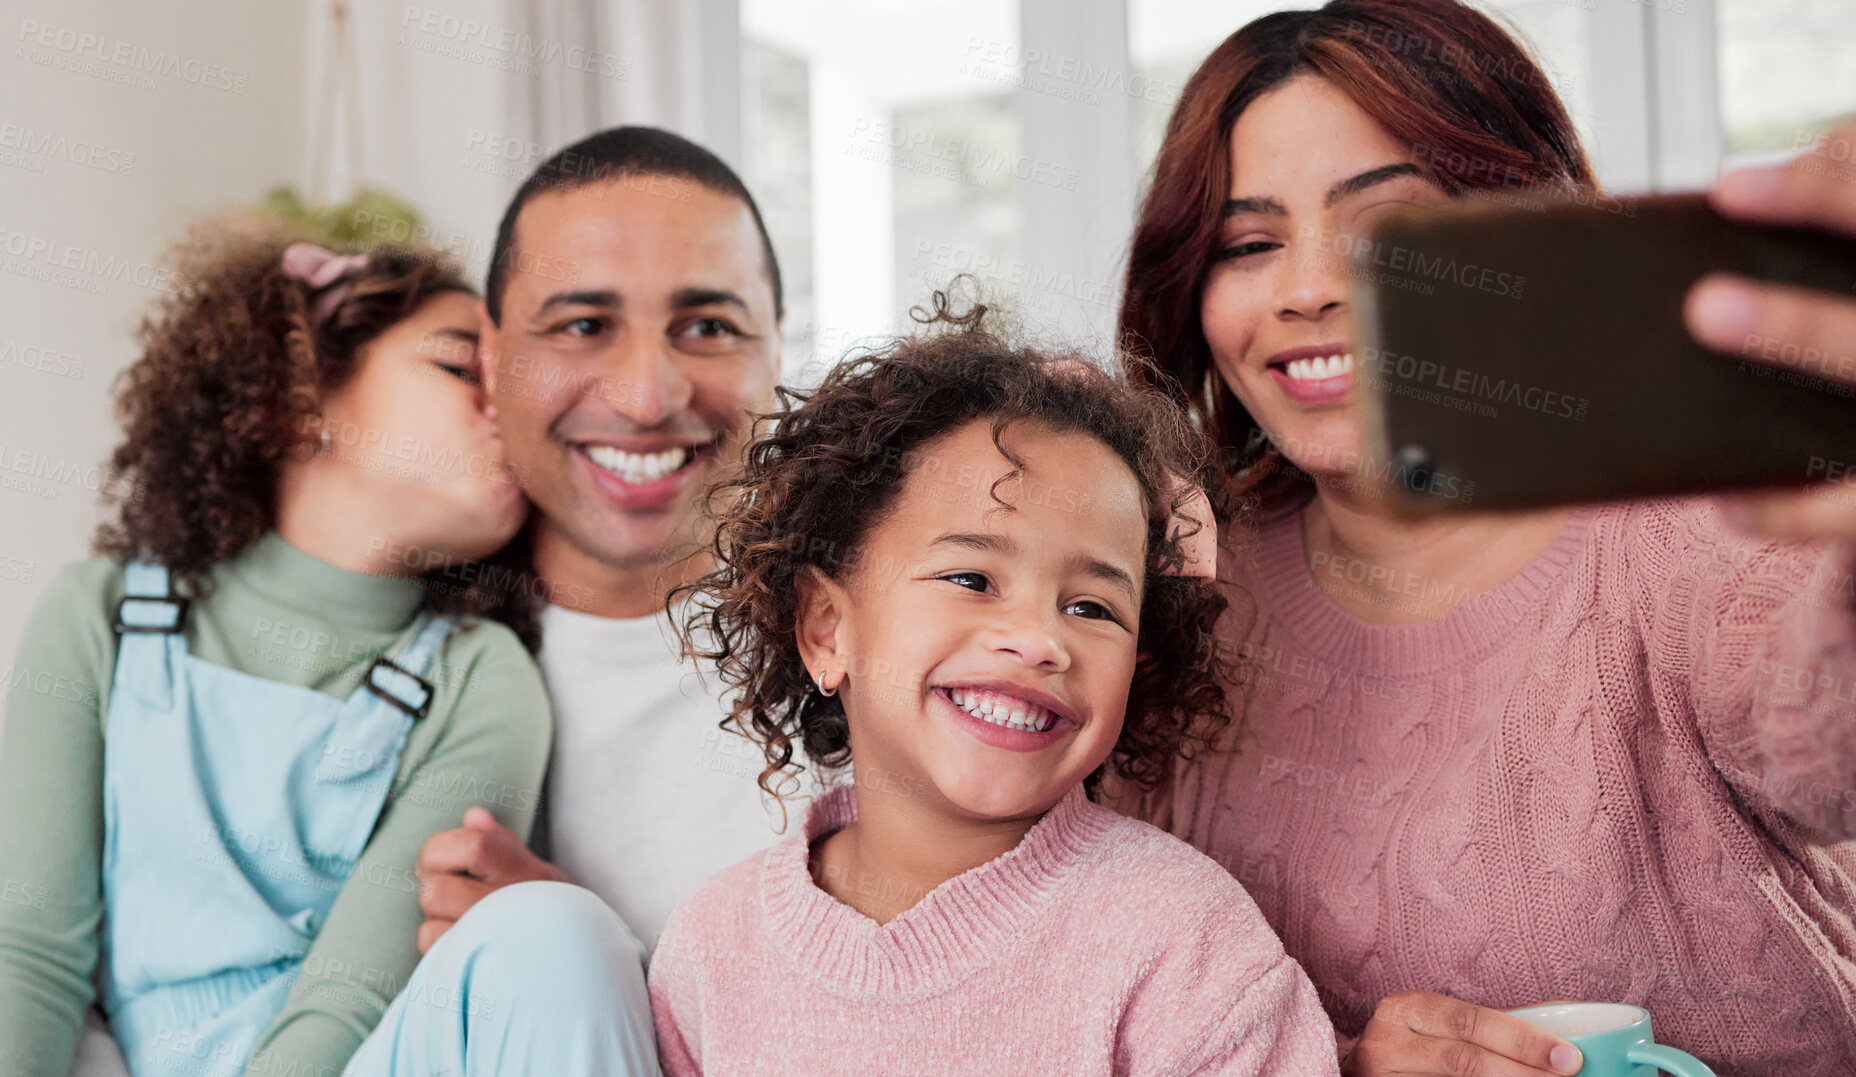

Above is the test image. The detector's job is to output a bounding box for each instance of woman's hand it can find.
[1344,991,1583,1077]
[414,806,568,952]
[1686,117,1856,541]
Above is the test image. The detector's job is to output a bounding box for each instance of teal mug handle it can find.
[1626,1043,1717,1077]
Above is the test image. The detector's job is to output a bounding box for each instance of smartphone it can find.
[1351,192,1856,513]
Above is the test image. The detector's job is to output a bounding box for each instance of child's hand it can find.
[414,806,568,953]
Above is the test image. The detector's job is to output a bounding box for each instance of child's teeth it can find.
[946,688,1053,733]
[584,445,693,483]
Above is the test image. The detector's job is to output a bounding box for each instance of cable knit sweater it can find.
[1120,498,1856,1076]
[647,782,1340,1076]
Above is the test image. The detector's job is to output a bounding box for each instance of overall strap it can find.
[113,562,186,711]
[361,614,454,720]
[317,613,459,865]
[117,563,184,627]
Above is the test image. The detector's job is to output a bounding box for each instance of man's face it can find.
[480,177,781,576]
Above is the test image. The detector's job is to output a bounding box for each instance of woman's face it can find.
[316,290,527,565]
[800,418,1146,825]
[1200,73,1452,479]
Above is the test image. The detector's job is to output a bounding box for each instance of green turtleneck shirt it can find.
[0,533,552,1077]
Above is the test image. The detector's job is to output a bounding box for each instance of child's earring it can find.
[290,418,329,463]
[816,669,842,697]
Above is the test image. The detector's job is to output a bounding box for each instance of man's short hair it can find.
[486,126,784,324]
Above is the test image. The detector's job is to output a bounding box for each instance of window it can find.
[741,0,1023,381]
[1717,0,1856,159]
[739,0,1838,380]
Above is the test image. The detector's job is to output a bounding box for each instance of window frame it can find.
[729,0,1736,363]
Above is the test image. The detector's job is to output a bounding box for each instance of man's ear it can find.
[794,565,848,686]
[475,298,500,397]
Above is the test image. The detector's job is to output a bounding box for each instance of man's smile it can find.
[575,440,716,485]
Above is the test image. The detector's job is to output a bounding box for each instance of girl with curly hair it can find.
[644,301,1340,1075]
[0,220,552,1077]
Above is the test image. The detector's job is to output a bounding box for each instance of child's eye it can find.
[436,363,479,385]
[1064,599,1120,623]
[936,571,992,593]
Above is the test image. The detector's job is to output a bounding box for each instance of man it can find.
[409,126,802,956]
[61,128,785,1077]
[336,127,803,1076]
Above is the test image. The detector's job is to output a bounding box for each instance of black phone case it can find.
[1353,193,1856,512]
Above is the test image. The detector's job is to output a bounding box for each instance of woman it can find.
[1115,2,1856,1075]
[0,220,551,1077]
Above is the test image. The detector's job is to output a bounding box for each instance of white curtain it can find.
[501,0,741,166]
[301,0,741,280]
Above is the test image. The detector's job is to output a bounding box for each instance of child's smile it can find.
[798,416,1148,825]
[933,684,1074,749]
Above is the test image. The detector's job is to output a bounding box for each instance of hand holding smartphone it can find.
[1351,192,1856,513]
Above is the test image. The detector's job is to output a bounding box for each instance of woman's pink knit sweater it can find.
[647,782,1340,1076]
[1124,498,1856,1075]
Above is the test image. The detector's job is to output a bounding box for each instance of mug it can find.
[1505,1003,1715,1077]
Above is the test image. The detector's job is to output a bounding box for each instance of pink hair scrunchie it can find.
[281,241,369,326]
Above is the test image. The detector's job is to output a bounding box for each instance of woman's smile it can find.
[1264,343,1355,406]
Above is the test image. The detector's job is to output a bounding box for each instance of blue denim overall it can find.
[98,562,451,1077]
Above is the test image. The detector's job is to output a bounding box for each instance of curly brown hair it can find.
[678,295,1239,803]
[94,216,542,647]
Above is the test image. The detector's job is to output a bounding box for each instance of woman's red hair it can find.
[1119,0,1596,513]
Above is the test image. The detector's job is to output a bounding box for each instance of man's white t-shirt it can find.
[536,602,814,955]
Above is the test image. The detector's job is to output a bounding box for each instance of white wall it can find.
[330,0,741,288]
[0,2,311,677]
[316,0,520,284]
[0,0,743,676]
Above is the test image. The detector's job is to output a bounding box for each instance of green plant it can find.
[258,185,424,250]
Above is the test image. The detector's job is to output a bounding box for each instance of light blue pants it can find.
[341,881,661,1077]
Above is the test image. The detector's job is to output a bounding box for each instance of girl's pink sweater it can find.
[647,782,1340,1076]
[1128,499,1856,1075]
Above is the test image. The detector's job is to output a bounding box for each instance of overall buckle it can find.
[364,656,434,720]
[112,595,189,634]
